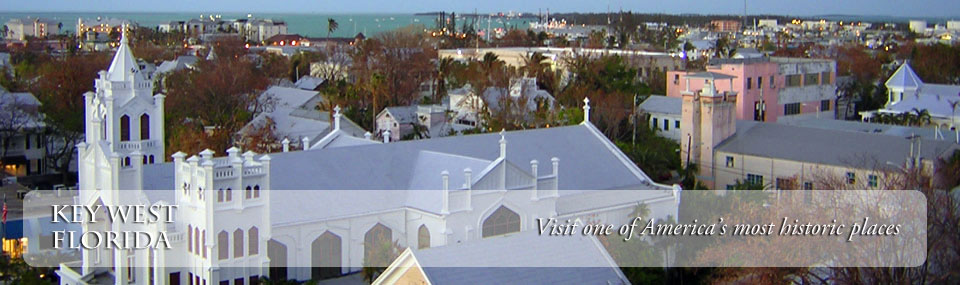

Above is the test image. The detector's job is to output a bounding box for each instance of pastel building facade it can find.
[667,57,836,123]
[679,70,959,190]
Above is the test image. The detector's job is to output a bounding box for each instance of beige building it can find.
[4,18,60,41]
[438,47,684,83]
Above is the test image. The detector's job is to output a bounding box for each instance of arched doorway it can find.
[311,231,342,280]
[267,240,287,281]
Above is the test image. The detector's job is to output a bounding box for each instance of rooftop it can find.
[407,230,626,284]
[716,120,960,169]
[639,95,681,115]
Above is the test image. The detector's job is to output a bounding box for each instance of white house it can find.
[447,77,555,129]
[55,31,680,285]
[638,95,683,142]
[376,105,451,142]
[239,86,370,150]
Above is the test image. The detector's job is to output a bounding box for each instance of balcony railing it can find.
[117,140,157,151]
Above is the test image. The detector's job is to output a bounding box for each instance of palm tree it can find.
[522,52,548,78]
[435,57,454,102]
[327,18,339,39]
[911,108,932,126]
[480,52,502,72]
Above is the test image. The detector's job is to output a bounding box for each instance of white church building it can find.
[860,63,960,130]
[56,31,680,285]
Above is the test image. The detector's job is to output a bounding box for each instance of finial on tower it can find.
[582,97,591,124]
[333,105,342,130]
[499,129,507,158]
[120,24,129,45]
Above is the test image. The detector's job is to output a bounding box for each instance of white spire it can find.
[333,105,342,130]
[582,97,591,123]
[499,128,507,158]
[105,24,141,82]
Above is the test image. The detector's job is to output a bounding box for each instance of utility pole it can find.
[632,94,638,145]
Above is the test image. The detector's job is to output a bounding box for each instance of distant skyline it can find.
[3,0,959,19]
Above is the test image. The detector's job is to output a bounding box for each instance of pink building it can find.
[667,57,837,123]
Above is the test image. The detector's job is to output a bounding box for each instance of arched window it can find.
[194,227,200,256]
[218,231,229,260]
[187,225,193,253]
[140,114,150,140]
[226,188,232,201]
[233,229,244,258]
[120,115,131,141]
[311,231,342,280]
[124,157,131,167]
[417,225,430,249]
[245,186,252,199]
[149,155,155,164]
[253,185,260,198]
[482,206,520,238]
[142,155,147,165]
[248,227,259,255]
[217,189,224,202]
[268,240,288,280]
[202,230,207,258]
[363,223,392,268]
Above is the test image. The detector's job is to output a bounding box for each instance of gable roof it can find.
[716,120,960,169]
[400,231,627,284]
[885,63,923,90]
[294,76,325,90]
[638,95,681,115]
[381,106,418,124]
[142,123,670,224]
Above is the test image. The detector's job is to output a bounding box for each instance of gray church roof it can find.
[142,123,669,224]
[410,230,627,284]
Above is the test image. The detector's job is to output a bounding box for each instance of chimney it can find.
[281,138,290,152]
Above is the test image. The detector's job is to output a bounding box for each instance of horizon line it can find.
[1,10,958,21]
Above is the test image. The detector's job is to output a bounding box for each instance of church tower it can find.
[171,148,272,284]
[78,25,165,193]
[74,26,167,280]
[680,72,737,189]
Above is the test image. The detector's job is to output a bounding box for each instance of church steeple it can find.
[79,23,166,192]
[105,25,144,83]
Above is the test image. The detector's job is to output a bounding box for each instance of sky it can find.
[3,0,959,19]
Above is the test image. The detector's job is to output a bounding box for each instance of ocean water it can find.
[0,12,538,38]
